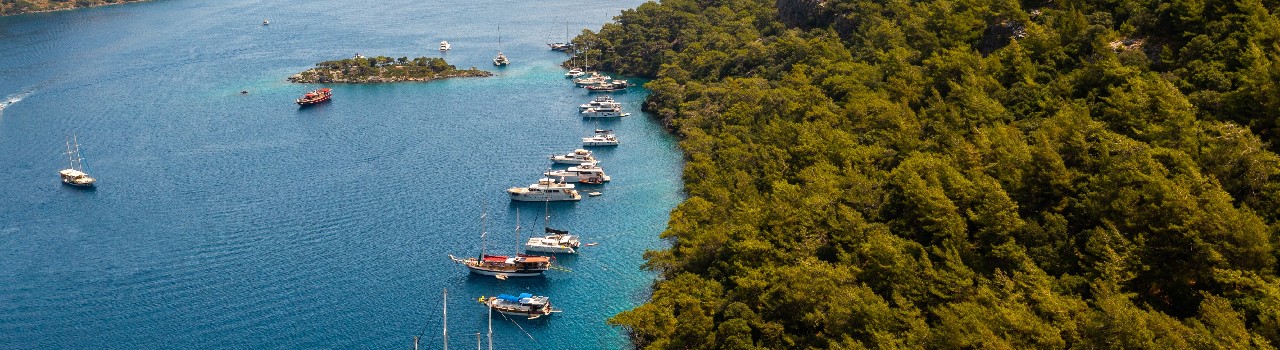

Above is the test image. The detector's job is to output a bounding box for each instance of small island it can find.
[288,56,492,84]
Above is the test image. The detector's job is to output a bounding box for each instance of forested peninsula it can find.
[288,56,491,84]
[578,0,1280,348]
[0,0,149,16]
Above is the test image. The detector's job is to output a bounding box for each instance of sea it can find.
[0,0,683,348]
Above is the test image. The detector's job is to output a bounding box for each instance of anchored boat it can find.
[59,135,95,187]
[482,293,559,319]
[295,88,331,105]
[449,211,554,277]
[550,149,597,165]
[508,178,582,202]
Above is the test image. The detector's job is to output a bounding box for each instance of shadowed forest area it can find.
[572,0,1280,347]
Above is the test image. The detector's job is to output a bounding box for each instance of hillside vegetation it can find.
[0,0,148,16]
[576,0,1280,348]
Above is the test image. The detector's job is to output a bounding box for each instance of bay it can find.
[0,0,681,348]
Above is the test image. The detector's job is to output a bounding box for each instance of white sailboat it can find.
[59,135,95,187]
[493,26,509,66]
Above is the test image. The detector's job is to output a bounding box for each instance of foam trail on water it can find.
[0,90,33,113]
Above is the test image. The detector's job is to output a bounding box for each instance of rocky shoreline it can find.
[288,56,492,84]
[0,0,151,16]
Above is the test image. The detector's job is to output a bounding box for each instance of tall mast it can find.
[64,136,75,169]
[544,199,551,231]
[514,208,522,254]
[480,210,488,258]
[72,134,85,172]
[443,289,449,350]
[487,302,493,350]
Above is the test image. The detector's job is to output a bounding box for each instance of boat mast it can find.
[72,134,85,172]
[64,136,75,169]
[487,301,493,350]
[443,288,449,350]
[543,199,551,232]
[480,210,488,258]
[514,208,522,254]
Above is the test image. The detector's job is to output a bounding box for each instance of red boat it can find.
[296,88,332,105]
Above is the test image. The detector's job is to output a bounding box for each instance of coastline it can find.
[0,0,154,17]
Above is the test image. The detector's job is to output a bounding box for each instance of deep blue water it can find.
[0,0,682,348]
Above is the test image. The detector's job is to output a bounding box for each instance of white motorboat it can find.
[565,68,585,78]
[550,149,597,165]
[262,18,269,25]
[545,162,610,184]
[573,72,610,86]
[525,201,582,254]
[508,178,582,201]
[483,293,559,319]
[579,95,620,110]
[526,228,581,253]
[582,129,619,147]
[60,135,95,187]
[581,108,629,118]
[439,41,452,51]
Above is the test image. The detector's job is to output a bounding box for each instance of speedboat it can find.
[439,41,451,51]
[483,293,559,319]
[579,95,620,110]
[582,129,619,147]
[296,88,332,105]
[550,149,597,165]
[545,162,610,184]
[548,42,573,51]
[508,178,582,201]
[525,228,581,254]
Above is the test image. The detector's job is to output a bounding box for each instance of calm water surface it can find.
[0,0,682,348]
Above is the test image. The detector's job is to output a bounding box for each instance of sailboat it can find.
[493,26,509,66]
[59,135,95,187]
[449,210,554,277]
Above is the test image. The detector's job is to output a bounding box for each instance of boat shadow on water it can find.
[465,271,553,288]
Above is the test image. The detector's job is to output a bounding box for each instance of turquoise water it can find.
[0,0,681,348]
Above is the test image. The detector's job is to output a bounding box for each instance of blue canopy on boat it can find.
[498,294,520,302]
[518,293,533,299]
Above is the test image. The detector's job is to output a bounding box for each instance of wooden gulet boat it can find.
[448,211,555,277]
[295,88,331,105]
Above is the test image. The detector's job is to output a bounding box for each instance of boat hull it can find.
[509,193,581,202]
[525,245,576,254]
[467,267,545,277]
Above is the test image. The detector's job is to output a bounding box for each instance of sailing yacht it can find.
[59,135,95,187]
[493,27,510,66]
[449,211,554,277]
